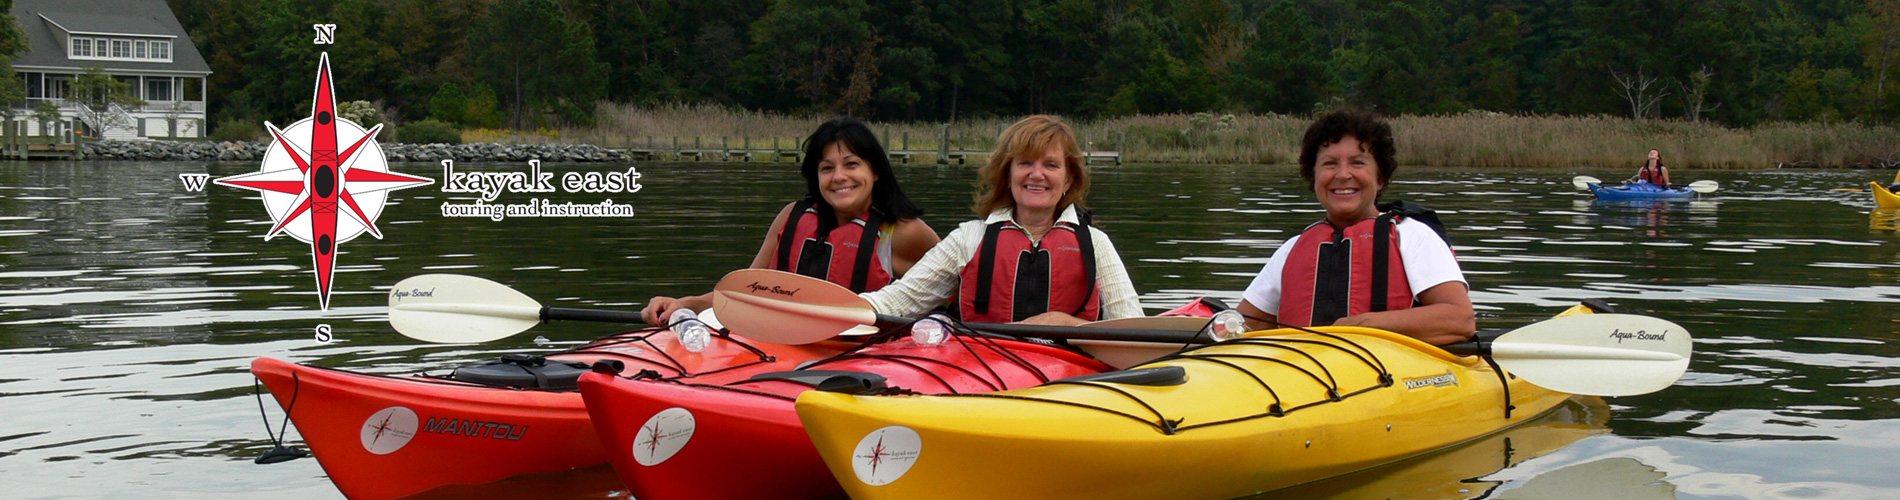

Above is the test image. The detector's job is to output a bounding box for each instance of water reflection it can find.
[1873,209,1900,232]
[3,163,1900,499]
[1257,398,1615,500]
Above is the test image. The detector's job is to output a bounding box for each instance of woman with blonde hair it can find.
[862,115,1141,326]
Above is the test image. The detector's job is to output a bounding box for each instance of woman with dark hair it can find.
[860,115,1141,326]
[641,118,939,325]
[1235,109,1475,345]
[1629,149,1672,188]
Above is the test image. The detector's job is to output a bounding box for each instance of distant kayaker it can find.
[862,115,1141,326]
[1235,109,1476,345]
[641,117,940,325]
[1629,149,1673,188]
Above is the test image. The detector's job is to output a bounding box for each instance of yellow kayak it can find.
[797,324,1579,500]
[1874,181,1900,209]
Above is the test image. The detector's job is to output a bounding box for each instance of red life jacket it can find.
[1638,164,1666,185]
[956,212,1100,323]
[1277,213,1415,327]
[770,199,892,293]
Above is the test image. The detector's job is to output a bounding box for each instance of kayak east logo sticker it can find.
[361,406,419,455]
[852,426,922,486]
[213,52,432,310]
[632,407,696,466]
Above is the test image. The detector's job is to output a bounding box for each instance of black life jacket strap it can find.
[1072,208,1097,317]
[775,198,818,273]
[847,210,884,293]
[1371,212,1397,312]
[972,220,1008,316]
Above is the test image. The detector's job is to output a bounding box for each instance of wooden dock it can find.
[2,120,86,160]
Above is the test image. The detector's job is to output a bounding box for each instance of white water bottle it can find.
[911,314,953,347]
[670,309,711,353]
[1207,309,1247,341]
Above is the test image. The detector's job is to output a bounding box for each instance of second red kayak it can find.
[578,333,1114,500]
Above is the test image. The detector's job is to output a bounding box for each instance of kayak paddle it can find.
[387,273,648,343]
[1442,313,1692,396]
[1575,175,1716,195]
[711,269,1694,395]
[711,269,1222,346]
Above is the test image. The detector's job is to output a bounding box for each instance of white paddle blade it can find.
[713,269,880,344]
[388,274,544,343]
[1492,313,1692,396]
[1571,176,1602,190]
[1687,180,1719,193]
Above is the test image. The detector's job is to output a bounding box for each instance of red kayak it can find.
[251,328,852,500]
[577,334,1114,500]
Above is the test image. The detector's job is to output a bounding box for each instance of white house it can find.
[11,0,212,140]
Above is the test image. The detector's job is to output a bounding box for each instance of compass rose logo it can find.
[850,426,921,486]
[214,53,432,309]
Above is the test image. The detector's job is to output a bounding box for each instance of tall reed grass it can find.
[556,103,1900,169]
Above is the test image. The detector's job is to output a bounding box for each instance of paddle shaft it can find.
[875,313,1212,344]
[544,307,644,324]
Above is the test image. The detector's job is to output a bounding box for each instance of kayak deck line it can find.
[925,331,1412,435]
[588,329,1074,403]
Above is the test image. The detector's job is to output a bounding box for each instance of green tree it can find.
[586,0,682,104]
[1451,9,1523,112]
[464,83,506,129]
[1228,1,1333,114]
[1867,0,1900,120]
[430,82,466,125]
[0,0,26,116]
[1783,62,1822,120]
[746,0,880,114]
[468,0,608,127]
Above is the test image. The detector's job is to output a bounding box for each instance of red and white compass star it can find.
[215,53,431,309]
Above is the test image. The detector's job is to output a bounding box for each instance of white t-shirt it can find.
[1241,217,1464,316]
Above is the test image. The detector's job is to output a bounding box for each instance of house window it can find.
[115,76,139,100]
[71,38,92,57]
[47,76,71,100]
[112,40,131,58]
[145,78,173,102]
[153,41,171,60]
[24,73,42,99]
[96,38,108,57]
[135,41,147,59]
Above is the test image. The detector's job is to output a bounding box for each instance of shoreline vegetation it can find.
[509,103,1897,170]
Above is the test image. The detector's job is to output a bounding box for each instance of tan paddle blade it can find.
[1571,175,1602,190]
[1069,316,1216,369]
[713,269,879,344]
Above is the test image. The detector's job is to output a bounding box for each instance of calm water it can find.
[2,160,1897,499]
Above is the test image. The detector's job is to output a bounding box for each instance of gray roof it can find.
[10,0,211,75]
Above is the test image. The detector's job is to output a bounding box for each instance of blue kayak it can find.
[1589,181,1698,200]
